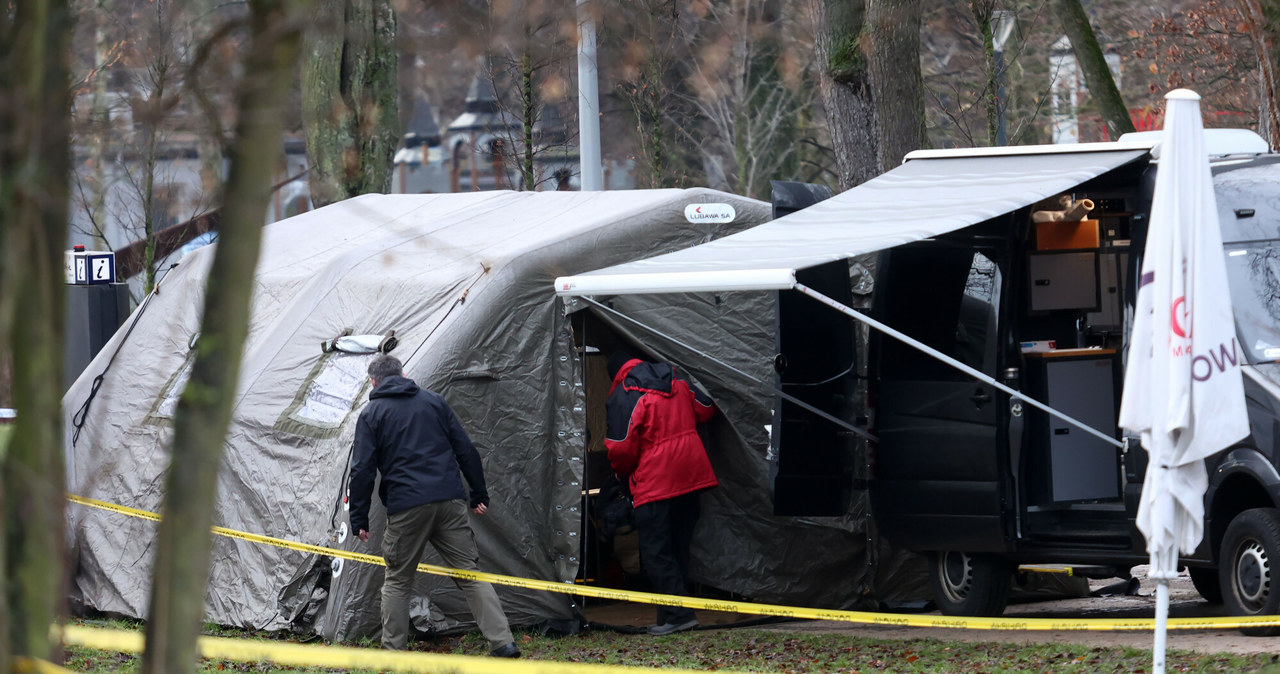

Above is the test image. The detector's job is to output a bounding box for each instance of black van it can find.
[789,132,1280,632]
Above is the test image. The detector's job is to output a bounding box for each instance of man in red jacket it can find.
[604,353,717,635]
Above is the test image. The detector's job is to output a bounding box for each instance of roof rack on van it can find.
[903,129,1269,163]
[904,140,1154,161]
[1117,128,1268,158]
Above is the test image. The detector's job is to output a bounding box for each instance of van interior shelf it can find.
[1024,348,1117,359]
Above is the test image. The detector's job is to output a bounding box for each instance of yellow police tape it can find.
[1018,564,1075,576]
[67,494,1280,632]
[11,656,73,674]
[58,624,736,674]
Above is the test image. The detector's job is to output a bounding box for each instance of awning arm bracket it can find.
[792,283,1124,450]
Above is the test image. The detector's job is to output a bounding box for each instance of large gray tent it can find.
[62,189,900,641]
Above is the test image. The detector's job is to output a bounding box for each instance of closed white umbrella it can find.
[1118,89,1250,674]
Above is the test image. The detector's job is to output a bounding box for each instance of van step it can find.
[1025,502,1126,513]
[1018,563,1116,577]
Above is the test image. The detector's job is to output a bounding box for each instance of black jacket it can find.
[348,376,488,534]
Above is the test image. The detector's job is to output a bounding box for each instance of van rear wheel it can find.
[928,551,1012,617]
[1219,508,1280,636]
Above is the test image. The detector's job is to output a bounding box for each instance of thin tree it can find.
[68,0,229,299]
[969,0,1000,146]
[487,0,577,191]
[680,0,818,199]
[140,0,309,670]
[0,0,73,666]
[134,7,180,295]
[302,0,399,207]
[72,0,125,255]
[1235,0,1280,147]
[610,0,701,188]
[1049,0,1134,139]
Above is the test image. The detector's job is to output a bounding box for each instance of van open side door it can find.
[869,243,1012,552]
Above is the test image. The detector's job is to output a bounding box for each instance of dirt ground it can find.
[584,567,1279,656]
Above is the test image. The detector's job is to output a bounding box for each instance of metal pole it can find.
[1150,545,1176,674]
[993,10,1015,147]
[577,0,604,190]
[1153,578,1169,674]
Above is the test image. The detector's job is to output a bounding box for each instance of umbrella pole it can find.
[1153,578,1169,674]
[1150,547,1177,674]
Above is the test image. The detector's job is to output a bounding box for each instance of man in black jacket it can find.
[348,355,519,657]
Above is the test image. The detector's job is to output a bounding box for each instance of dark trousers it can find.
[634,491,701,625]
[380,500,512,649]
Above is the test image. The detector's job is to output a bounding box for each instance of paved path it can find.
[585,569,1279,655]
[753,572,1277,656]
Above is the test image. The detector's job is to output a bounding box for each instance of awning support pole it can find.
[792,283,1124,449]
[577,296,877,443]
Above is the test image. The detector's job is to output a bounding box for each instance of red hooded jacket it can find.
[604,359,718,507]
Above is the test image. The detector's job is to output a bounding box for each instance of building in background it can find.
[393,98,449,194]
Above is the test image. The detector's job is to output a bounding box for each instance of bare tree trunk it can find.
[0,0,72,666]
[87,16,112,247]
[189,0,227,209]
[522,49,536,191]
[614,0,689,190]
[139,0,307,671]
[971,0,998,146]
[866,0,927,173]
[0,354,10,407]
[1050,0,1134,140]
[0,452,5,671]
[302,0,398,208]
[141,69,165,294]
[729,0,751,194]
[808,0,877,190]
[626,50,672,188]
[1236,0,1280,148]
[645,55,668,186]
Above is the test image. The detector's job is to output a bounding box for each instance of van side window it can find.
[1224,242,1280,364]
[958,253,1002,374]
[878,248,1002,380]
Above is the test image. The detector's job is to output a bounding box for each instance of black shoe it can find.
[647,618,699,636]
[489,641,521,658]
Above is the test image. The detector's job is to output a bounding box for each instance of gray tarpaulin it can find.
[554,144,1151,295]
[569,291,926,607]
[70,189,916,641]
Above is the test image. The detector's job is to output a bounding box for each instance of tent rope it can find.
[403,272,486,368]
[71,263,177,446]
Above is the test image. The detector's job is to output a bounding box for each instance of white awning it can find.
[555,145,1150,296]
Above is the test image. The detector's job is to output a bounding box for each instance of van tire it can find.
[928,551,1012,617]
[1188,567,1222,604]
[1219,508,1280,636]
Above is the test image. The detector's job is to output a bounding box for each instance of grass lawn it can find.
[61,618,1280,673]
